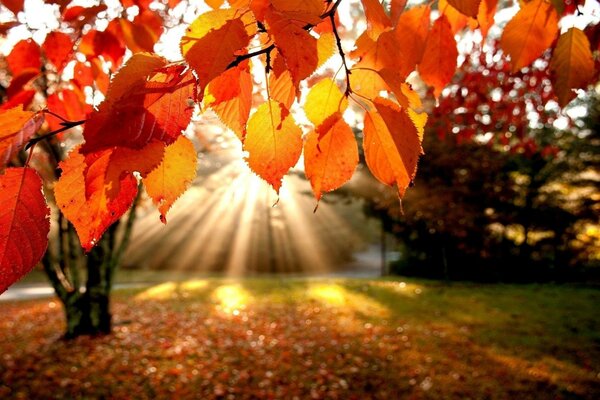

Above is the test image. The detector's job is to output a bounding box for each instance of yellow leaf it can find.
[244,100,302,192]
[304,78,348,128]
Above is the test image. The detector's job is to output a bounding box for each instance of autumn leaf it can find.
[0,107,44,166]
[81,53,195,153]
[204,65,253,140]
[394,5,431,70]
[7,39,41,75]
[244,100,302,193]
[269,69,296,110]
[439,0,469,34]
[390,0,408,25]
[304,78,348,128]
[550,28,595,107]
[363,98,422,198]
[477,0,498,40]
[41,31,73,71]
[1,0,24,15]
[117,11,164,53]
[181,9,253,91]
[266,10,319,87]
[46,89,89,132]
[0,167,49,293]
[79,29,125,68]
[419,15,458,98]
[54,146,140,251]
[0,90,35,111]
[304,114,358,201]
[447,0,481,18]
[500,0,559,73]
[143,135,197,223]
[360,0,392,38]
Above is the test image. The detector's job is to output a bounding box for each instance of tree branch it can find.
[227,44,276,69]
[26,119,86,150]
[330,13,352,96]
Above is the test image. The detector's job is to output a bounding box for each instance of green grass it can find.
[2,277,599,399]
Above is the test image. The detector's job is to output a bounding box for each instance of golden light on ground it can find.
[307,283,389,317]
[212,284,251,315]
[371,281,424,298]
[135,279,209,300]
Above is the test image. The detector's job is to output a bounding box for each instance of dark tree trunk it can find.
[43,201,138,339]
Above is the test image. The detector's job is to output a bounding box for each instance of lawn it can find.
[1,278,599,399]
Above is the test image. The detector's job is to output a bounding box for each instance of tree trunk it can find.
[63,235,115,338]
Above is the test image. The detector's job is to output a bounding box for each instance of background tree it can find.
[362,40,600,281]
[0,0,599,337]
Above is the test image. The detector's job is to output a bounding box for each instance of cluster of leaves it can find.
[1,280,599,398]
[1,0,599,292]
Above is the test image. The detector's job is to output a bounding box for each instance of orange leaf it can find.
[349,68,390,100]
[390,0,408,25]
[363,98,422,198]
[41,31,73,72]
[439,0,468,34]
[0,107,44,167]
[0,167,49,293]
[143,135,197,223]
[477,0,498,40]
[268,0,326,25]
[360,0,392,38]
[244,100,302,192]
[304,78,348,128]
[204,66,253,140]
[266,11,319,87]
[269,70,296,109]
[500,0,559,73]
[118,11,164,53]
[55,146,139,251]
[181,9,253,91]
[81,53,195,153]
[550,28,595,107]
[304,114,358,200]
[419,15,457,98]
[394,5,431,69]
[447,0,481,18]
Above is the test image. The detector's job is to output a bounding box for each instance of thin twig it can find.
[330,12,352,96]
[227,44,276,69]
[25,119,86,150]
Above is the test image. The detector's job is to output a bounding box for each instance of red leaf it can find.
[419,15,458,98]
[7,39,41,75]
[81,54,195,153]
[0,167,50,293]
[42,31,73,71]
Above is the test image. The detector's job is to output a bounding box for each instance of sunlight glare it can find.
[212,284,250,314]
